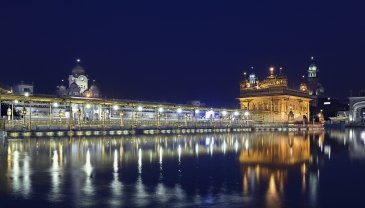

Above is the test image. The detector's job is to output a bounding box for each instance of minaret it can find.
[308,56,317,78]
[248,66,257,86]
[307,56,318,96]
[268,67,275,78]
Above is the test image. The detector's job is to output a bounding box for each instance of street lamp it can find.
[177,108,182,127]
[177,108,182,114]
[58,110,64,123]
[12,100,18,121]
[137,106,143,112]
[119,111,124,127]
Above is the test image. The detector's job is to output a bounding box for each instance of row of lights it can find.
[30,101,251,117]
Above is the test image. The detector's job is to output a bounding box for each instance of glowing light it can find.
[113,149,118,173]
[53,102,59,108]
[178,145,182,162]
[195,143,199,156]
[244,111,250,117]
[205,110,215,119]
[177,108,182,114]
[24,92,29,97]
[76,58,81,63]
[113,105,119,111]
[137,106,143,112]
[222,140,227,154]
[222,111,227,116]
[234,140,239,152]
[86,104,91,109]
[195,109,200,114]
[14,100,19,104]
[159,147,163,164]
[234,111,240,116]
[84,149,93,177]
[138,148,142,174]
[270,67,274,72]
[158,107,164,113]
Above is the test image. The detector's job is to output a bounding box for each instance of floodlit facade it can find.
[239,67,311,123]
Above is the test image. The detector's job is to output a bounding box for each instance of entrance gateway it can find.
[349,97,365,123]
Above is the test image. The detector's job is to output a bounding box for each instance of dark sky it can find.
[1,1,365,107]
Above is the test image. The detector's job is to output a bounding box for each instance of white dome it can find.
[72,65,85,75]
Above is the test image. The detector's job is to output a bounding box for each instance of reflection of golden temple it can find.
[239,133,310,165]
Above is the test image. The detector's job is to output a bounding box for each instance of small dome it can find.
[89,84,101,98]
[308,64,317,71]
[90,84,99,91]
[72,65,85,76]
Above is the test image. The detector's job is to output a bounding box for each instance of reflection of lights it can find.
[23,153,31,197]
[301,163,307,175]
[324,145,331,159]
[159,147,163,164]
[138,148,142,174]
[361,131,365,143]
[222,140,227,154]
[266,174,279,207]
[234,140,239,152]
[113,149,118,173]
[195,143,199,156]
[178,145,182,162]
[85,149,93,177]
[51,150,60,201]
[210,142,214,156]
[245,139,249,150]
[12,150,20,193]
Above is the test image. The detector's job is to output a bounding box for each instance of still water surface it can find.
[0,129,365,207]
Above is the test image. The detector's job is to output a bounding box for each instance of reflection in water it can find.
[82,148,94,206]
[50,149,61,202]
[110,149,123,207]
[0,131,333,207]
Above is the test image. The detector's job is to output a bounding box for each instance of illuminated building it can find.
[239,67,311,123]
[57,59,101,98]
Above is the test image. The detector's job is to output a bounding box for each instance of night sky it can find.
[1,1,364,107]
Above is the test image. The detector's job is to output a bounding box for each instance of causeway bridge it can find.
[0,93,323,138]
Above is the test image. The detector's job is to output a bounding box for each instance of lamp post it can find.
[120,111,124,127]
[7,107,11,121]
[12,100,18,121]
[77,108,82,128]
[184,113,188,127]
[177,108,182,128]
[157,107,163,128]
[21,106,27,126]
[59,110,64,123]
